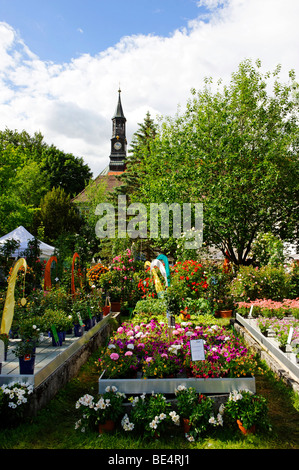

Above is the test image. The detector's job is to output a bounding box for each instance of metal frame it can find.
[99,371,256,395]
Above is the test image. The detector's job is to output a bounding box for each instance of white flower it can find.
[169,411,180,425]
[108,344,116,349]
[127,343,134,350]
[174,384,187,394]
[149,420,158,429]
[159,413,166,420]
[121,414,134,431]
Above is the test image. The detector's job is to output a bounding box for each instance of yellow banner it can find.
[0,258,27,335]
[144,260,164,295]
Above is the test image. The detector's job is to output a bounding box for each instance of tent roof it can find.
[0,226,55,259]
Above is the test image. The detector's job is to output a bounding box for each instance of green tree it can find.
[41,146,92,197]
[116,111,158,200]
[36,187,82,244]
[130,60,299,264]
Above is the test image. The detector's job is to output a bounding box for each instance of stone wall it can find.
[28,314,120,416]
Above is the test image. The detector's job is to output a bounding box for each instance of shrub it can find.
[231,265,291,301]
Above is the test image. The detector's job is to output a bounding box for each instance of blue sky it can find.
[0,0,207,63]
[1,0,299,177]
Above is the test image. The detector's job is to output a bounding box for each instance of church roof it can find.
[112,89,126,120]
[71,171,123,203]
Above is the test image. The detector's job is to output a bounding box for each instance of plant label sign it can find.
[287,327,294,345]
[190,339,205,361]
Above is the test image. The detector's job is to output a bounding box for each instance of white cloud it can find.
[0,0,299,178]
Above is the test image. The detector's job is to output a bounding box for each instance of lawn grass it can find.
[0,347,298,451]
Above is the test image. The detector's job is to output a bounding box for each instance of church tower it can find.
[109,88,127,173]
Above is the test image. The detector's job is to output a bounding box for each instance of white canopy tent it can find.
[0,226,55,259]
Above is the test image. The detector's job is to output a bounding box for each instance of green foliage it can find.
[112,60,299,263]
[231,265,292,301]
[133,298,167,316]
[37,187,82,244]
[250,232,285,267]
[0,129,91,237]
[224,390,270,431]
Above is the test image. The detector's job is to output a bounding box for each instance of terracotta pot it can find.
[237,419,255,435]
[99,419,115,434]
[182,418,191,433]
[215,310,232,318]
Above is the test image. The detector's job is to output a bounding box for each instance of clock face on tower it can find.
[114,141,122,150]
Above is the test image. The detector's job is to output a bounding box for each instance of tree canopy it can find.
[118,60,299,264]
[0,128,92,236]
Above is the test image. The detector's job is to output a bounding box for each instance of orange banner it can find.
[44,256,57,291]
[71,252,80,297]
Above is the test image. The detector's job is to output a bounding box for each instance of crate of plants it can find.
[98,316,257,394]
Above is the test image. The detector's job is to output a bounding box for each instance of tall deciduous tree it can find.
[127,60,299,264]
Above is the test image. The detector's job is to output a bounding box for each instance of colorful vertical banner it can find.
[157,254,171,287]
[44,256,57,292]
[71,252,80,297]
[0,258,27,335]
[144,260,164,296]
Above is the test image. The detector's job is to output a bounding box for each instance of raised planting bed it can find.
[98,371,256,395]
[235,313,299,382]
[97,317,258,396]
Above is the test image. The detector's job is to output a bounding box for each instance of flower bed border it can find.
[98,370,256,395]
[236,313,299,381]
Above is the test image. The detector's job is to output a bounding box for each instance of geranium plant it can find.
[75,386,126,431]
[0,381,34,421]
[125,392,180,438]
[224,389,270,432]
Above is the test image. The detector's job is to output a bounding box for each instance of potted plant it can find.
[174,385,199,432]
[13,339,37,374]
[43,309,73,346]
[127,392,175,438]
[17,316,43,343]
[224,389,269,434]
[0,381,34,423]
[174,385,216,438]
[75,386,126,434]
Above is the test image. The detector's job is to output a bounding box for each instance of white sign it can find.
[190,339,205,361]
[287,327,294,345]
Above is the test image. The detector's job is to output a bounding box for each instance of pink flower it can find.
[125,351,133,356]
[117,327,124,333]
[110,353,119,360]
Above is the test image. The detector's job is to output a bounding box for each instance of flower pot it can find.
[215,310,232,318]
[182,418,191,433]
[19,353,35,375]
[99,420,115,434]
[84,318,93,331]
[74,324,84,337]
[51,331,63,347]
[237,419,255,435]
